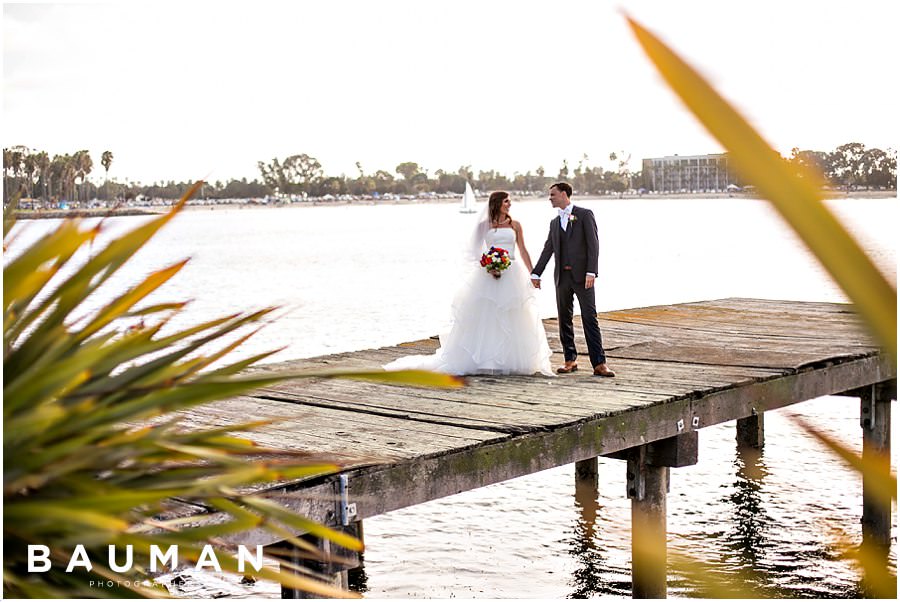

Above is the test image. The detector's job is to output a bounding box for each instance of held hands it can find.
[530,276,593,289]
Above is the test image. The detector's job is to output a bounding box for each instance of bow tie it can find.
[558,208,570,218]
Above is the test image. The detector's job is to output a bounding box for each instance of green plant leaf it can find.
[74,259,189,342]
[2,193,19,238]
[3,220,95,307]
[5,183,199,374]
[5,504,130,532]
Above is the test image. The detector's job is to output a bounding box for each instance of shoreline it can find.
[13,208,159,220]
[13,189,897,220]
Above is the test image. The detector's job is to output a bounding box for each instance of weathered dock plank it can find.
[172,397,505,462]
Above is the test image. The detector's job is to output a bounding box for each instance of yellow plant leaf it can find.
[789,413,895,506]
[324,369,466,388]
[625,15,896,355]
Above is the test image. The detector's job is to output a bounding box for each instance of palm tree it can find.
[101,150,113,200]
[22,151,36,199]
[73,150,93,204]
[34,151,50,201]
[59,153,76,204]
[48,154,66,203]
[8,146,24,198]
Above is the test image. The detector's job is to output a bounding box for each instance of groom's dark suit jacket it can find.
[532,205,600,285]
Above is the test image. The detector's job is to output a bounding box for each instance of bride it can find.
[385,191,554,376]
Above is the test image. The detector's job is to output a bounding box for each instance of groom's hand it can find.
[584,275,595,289]
[531,278,541,289]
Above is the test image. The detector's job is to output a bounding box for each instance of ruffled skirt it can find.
[385,259,554,376]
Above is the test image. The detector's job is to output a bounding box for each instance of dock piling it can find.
[860,380,894,548]
[277,535,342,599]
[628,445,669,599]
[736,410,764,449]
[575,457,599,496]
[346,520,367,592]
[622,433,699,599]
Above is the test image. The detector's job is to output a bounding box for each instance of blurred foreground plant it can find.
[3,186,462,598]
[626,16,895,357]
[626,14,896,598]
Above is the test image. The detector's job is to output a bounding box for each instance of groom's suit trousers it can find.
[556,269,606,366]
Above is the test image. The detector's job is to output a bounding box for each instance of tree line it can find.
[3,142,895,204]
[787,143,896,190]
[254,153,639,198]
[2,147,111,203]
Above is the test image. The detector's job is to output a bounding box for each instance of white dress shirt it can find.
[558,205,573,231]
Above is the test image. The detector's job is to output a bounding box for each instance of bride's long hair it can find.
[488,191,511,226]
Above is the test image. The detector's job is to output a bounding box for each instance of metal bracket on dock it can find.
[337,474,358,526]
[860,385,877,431]
[626,448,647,501]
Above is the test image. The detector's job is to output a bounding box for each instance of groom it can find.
[531,182,615,377]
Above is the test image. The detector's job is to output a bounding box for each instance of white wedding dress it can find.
[385,227,555,376]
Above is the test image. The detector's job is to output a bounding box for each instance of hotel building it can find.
[640,153,739,192]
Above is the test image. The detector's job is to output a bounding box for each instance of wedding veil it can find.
[462,199,491,265]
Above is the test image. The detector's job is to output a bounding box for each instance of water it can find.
[8,196,897,598]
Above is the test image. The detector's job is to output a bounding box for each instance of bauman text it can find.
[28,544,263,573]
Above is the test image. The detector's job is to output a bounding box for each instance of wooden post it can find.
[860,381,893,548]
[346,520,367,592]
[575,457,599,495]
[277,471,363,599]
[575,459,600,546]
[629,449,669,599]
[736,410,764,449]
[624,432,699,599]
[278,535,342,599]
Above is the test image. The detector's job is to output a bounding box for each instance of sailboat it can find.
[459,181,477,213]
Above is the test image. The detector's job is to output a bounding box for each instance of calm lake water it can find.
[9,195,897,598]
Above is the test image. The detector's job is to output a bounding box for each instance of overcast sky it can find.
[3,1,898,185]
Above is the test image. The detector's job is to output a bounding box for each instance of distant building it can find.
[641,153,738,192]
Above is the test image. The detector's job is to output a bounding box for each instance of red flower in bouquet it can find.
[481,246,512,279]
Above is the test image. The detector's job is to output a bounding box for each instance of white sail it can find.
[459,181,477,213]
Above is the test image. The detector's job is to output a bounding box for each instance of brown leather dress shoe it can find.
[557,361,578,374]
[593,363,615,377]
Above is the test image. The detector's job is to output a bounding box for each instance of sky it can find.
[3,1,898,185]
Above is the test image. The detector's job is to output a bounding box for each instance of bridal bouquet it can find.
[480,246,511,279]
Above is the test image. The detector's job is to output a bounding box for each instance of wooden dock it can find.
[175,298,896,597]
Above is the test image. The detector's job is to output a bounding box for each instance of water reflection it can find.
[726,444,772,568]
[567,475,631,598]
[722,438,866,598]
[347,564,368,594]
[676,443,771,598]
